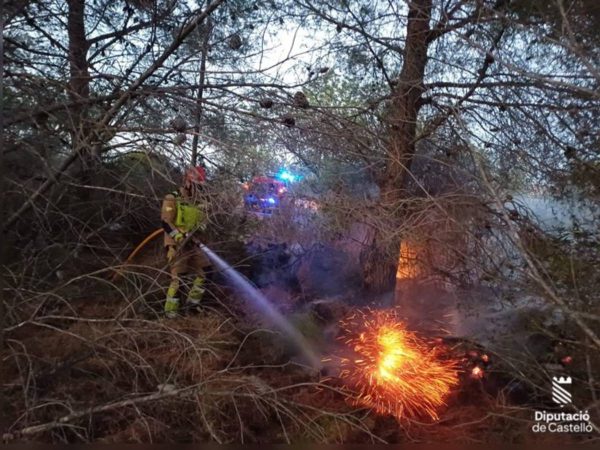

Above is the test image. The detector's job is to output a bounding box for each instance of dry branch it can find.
[1,0,226,232]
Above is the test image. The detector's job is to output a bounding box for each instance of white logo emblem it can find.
[552,376,572,406]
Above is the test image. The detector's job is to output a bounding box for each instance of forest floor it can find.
[0,238,592,444]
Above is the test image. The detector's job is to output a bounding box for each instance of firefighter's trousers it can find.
[164,244,209,316]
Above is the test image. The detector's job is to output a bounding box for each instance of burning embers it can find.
[336,308,460,421]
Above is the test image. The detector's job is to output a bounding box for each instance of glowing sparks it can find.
[561,355,573,366]
[471,366,484,379]
[339,309,459,421]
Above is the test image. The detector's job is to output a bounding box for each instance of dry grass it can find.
[1,279,377,443]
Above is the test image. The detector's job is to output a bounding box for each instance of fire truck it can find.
[243,175,288,214]
[242,169,302,214]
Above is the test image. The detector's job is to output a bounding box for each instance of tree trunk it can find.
[0,8,7,353]
[67,0,92,189]
[361,0,432,296]
[385,0,431,187]
[191,21,212,166]
[0,11,10,434]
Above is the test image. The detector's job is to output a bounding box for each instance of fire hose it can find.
[110,223,320,368]
[110,228,163,281]
[111,220,205,282]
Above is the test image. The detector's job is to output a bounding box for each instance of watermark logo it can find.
[552,376,572,406]
[532,410,593,433]
[532,377,595,434]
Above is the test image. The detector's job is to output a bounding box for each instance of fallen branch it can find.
[3,383,201,441]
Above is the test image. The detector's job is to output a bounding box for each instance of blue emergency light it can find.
[276,169,298,183]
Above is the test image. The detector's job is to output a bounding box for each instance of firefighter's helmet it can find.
[185,166,206,185]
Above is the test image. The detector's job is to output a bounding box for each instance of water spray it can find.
[198,243,321,370]
[112,228,320,369]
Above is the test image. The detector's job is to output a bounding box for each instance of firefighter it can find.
[161,166,211,318]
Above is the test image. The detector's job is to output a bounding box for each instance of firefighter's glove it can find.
[166,246,177,263]
[170,230,186,243]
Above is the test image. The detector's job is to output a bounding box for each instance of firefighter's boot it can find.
[187,276,205,312]
[165,279,180,318]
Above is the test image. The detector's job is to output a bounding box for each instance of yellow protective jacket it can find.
[161,190,207,247]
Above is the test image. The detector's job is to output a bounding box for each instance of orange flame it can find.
[339,309,459,421]
[396,241,422,280]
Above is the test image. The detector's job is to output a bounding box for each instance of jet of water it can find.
[198,243,321,369]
